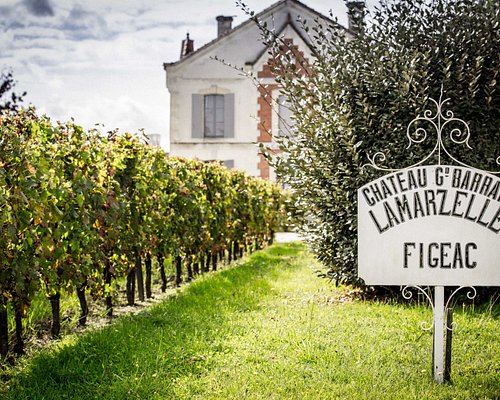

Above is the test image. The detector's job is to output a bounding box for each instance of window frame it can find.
[204,94,225,138]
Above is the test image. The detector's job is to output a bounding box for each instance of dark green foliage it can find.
[0,69,26,113]
[250,0,499,284]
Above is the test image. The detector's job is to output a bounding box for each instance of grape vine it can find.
[0,109,286,357]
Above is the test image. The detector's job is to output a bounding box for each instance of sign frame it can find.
[357,89,500,383]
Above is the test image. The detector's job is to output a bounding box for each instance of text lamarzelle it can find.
[362,166,500,234]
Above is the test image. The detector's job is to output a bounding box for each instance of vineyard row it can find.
[0,110,286,357]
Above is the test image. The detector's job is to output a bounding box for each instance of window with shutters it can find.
[269,94,293,149]
[277,95,293,137]
[192,93,234,139]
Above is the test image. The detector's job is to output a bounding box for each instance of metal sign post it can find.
[433,286,445,383]
[357,88,499,384]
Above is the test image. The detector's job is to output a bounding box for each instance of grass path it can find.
[3,243,499,399]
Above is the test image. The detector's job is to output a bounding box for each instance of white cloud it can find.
[61,5,110,40]
[0,29,14,50]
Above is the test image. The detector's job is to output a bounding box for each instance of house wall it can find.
[165,1,345,179]
[170,142,260,176]
[168,57,260,174]
[168,67,258,145]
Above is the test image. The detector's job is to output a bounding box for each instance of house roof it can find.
[246,13,313,68]
[163,0,346,70]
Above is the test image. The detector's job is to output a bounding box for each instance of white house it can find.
[164,0,363,179]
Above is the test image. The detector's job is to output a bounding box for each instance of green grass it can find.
[2,243,499,399]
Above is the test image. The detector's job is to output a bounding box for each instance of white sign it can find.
[358,164,500,286]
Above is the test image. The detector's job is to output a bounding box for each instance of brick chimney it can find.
[180,32,194,58]
[346,1,365,32]
[216,15,233,38]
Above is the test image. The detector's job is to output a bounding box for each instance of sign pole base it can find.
[402,285,476,384]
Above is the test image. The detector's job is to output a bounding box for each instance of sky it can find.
[1,0,378,149]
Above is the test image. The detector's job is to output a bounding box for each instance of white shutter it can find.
[224,93,235,138]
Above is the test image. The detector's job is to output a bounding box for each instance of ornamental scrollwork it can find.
[401,285,477,332]
[402,285,434,331]
[444,286,477,332]
[365,87,500,174]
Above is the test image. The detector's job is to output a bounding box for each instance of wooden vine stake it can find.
[444,307,453,383]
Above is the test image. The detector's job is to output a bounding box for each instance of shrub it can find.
[249,0,499,284]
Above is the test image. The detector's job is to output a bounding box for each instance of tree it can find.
[0,68,26,114]
[249,0,499,284]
